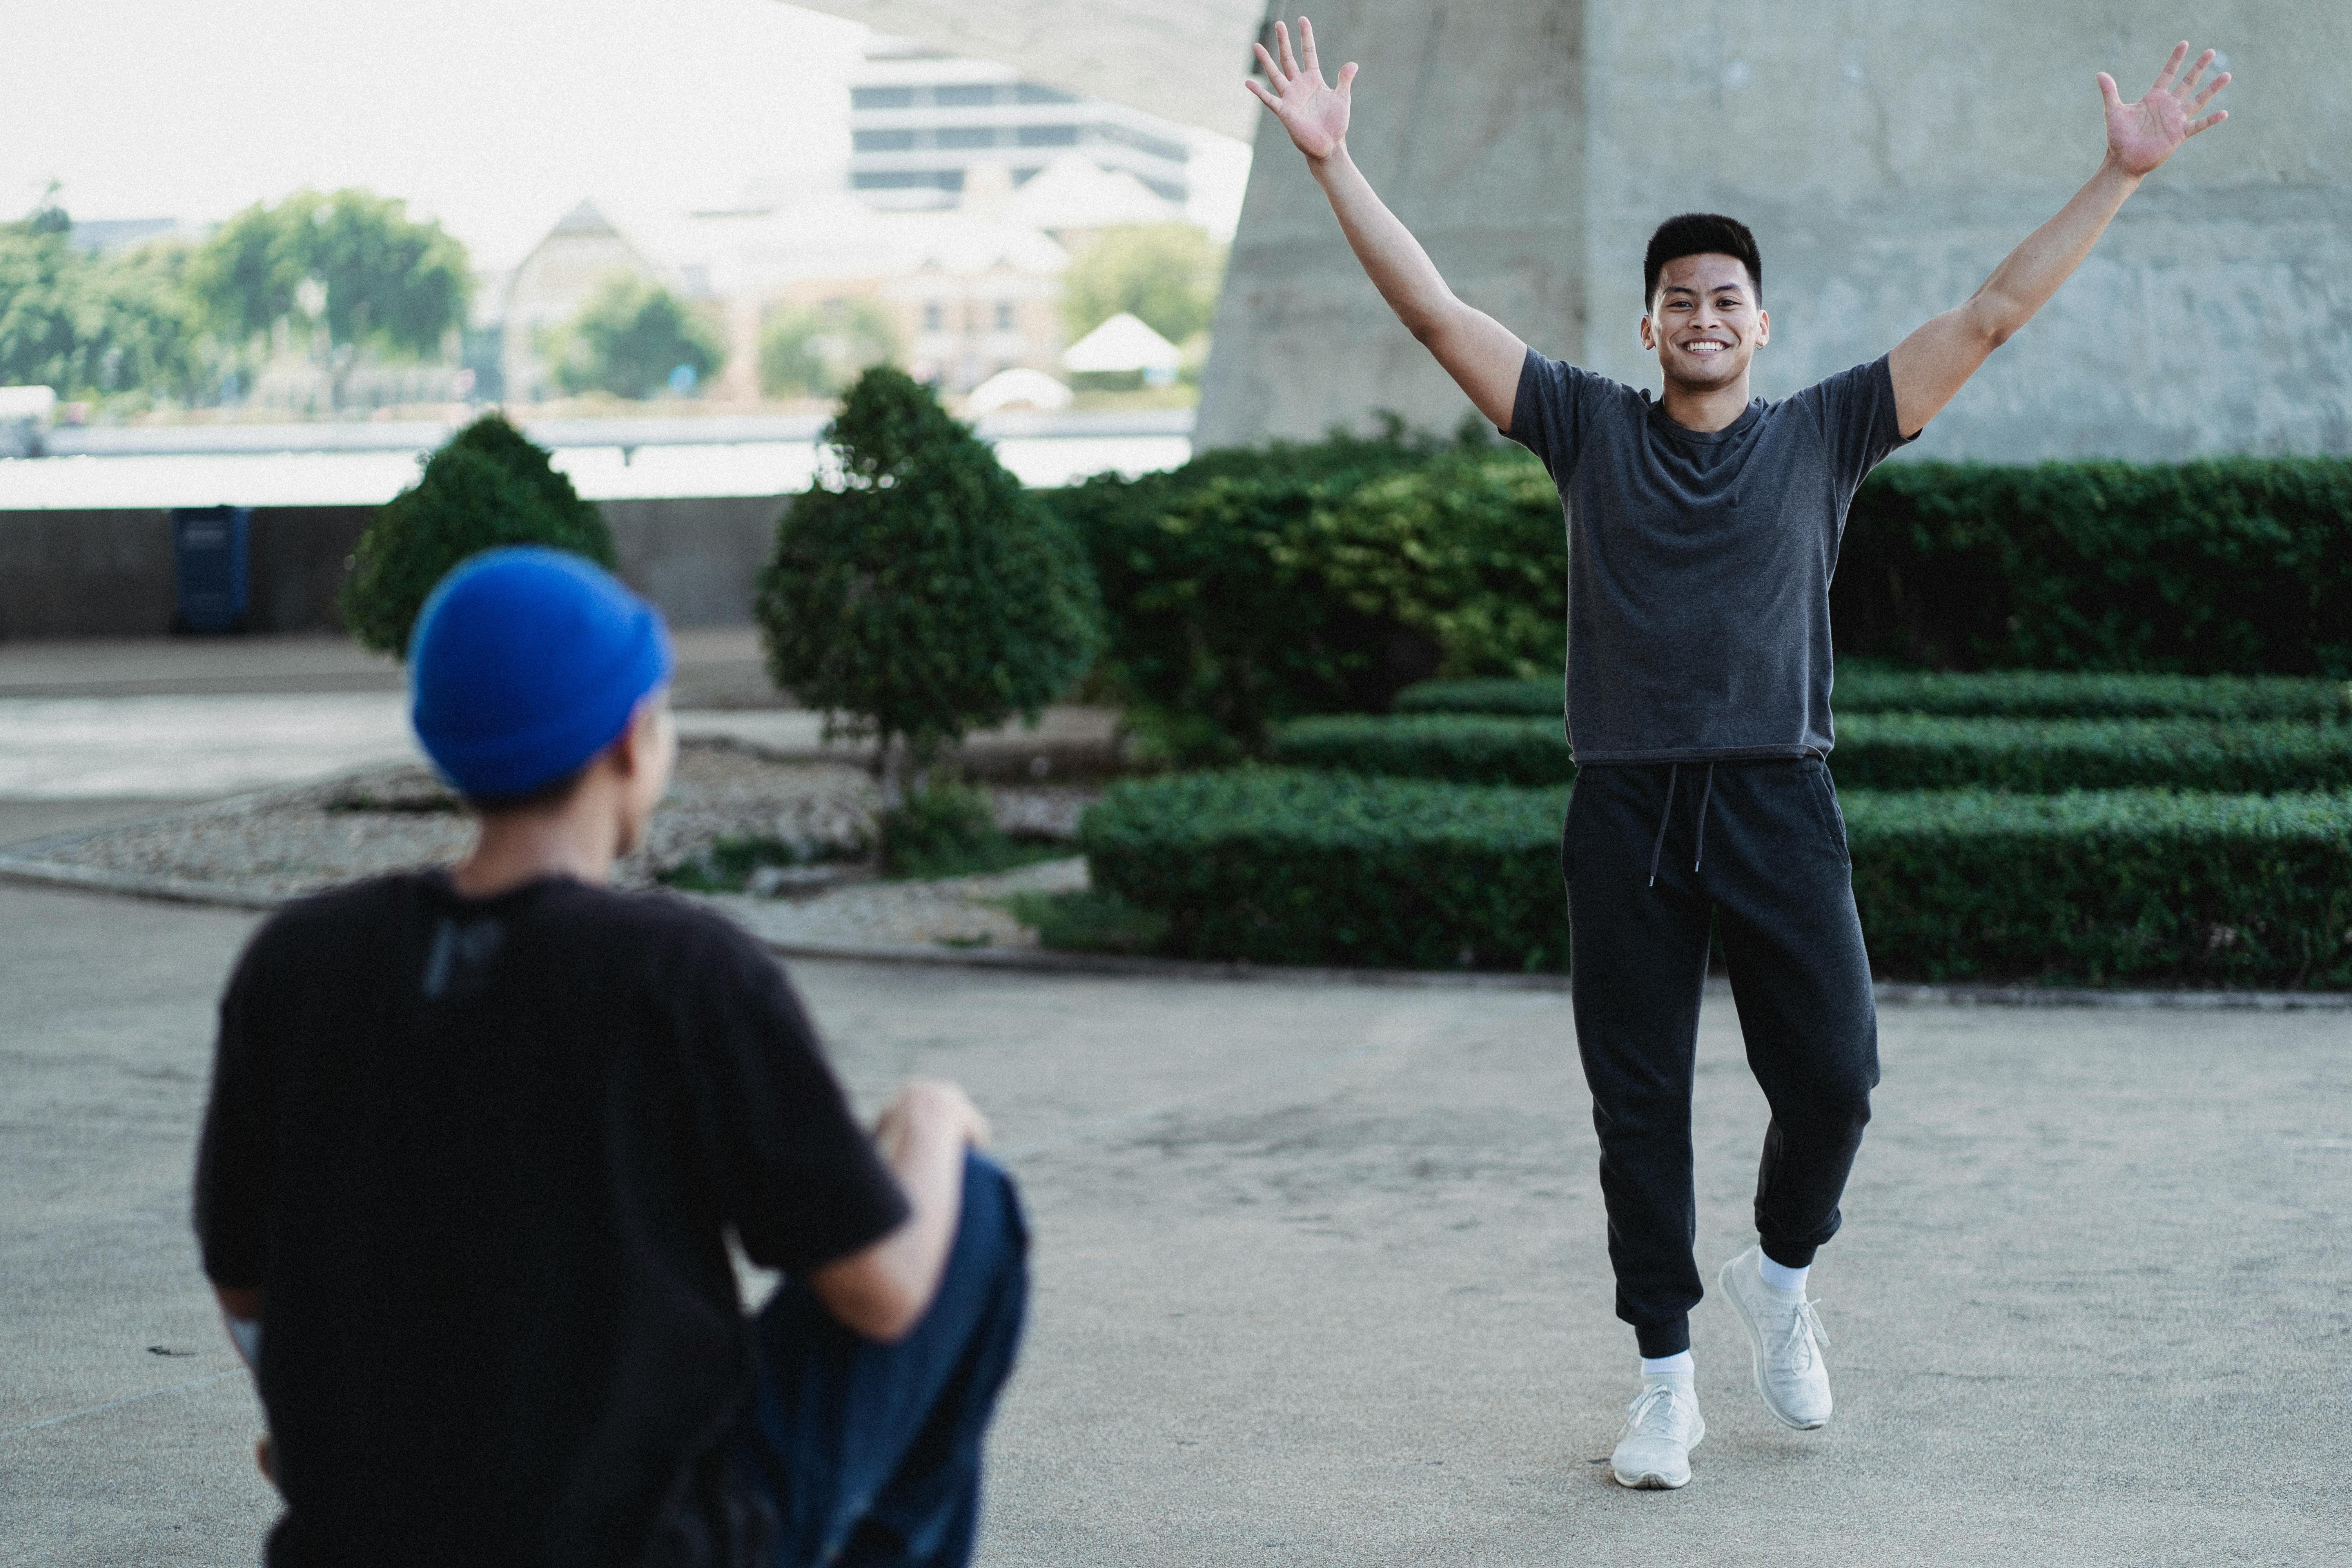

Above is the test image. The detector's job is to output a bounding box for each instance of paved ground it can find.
[4,877,2346,1567]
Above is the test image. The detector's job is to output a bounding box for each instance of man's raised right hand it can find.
[1247,16,1357,163]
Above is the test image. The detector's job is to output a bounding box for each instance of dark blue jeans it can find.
[1563,760,1879,1360]
[740,1152,1029,1568]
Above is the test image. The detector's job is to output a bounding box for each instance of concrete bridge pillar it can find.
[1195,2,1586,448]
[1200,1,2352,460]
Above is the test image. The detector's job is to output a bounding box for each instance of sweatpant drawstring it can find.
[1692,762,1716,873]
[1647,763,1679,888]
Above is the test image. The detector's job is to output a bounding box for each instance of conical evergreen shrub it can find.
[340,415,616,658]
[757,367,1103,795]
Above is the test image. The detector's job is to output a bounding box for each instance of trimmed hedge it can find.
[1395,668,2352,722]
[1082,769,1573,973]
[1269,712,2352,794]
[1272,713,1573,786]
[1393,677,1562,717]
[1829,715,2352,793]
[1079,770,2352,987]
[1836,458,2352,677]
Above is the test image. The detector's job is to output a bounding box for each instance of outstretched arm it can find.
[1889,43,2230,436]
[1248,17,1526,431]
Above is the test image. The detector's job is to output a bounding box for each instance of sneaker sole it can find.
[1720,1257,1829,1431]
[1610,1466,1690,1490]
[1608,1415,1702,1490]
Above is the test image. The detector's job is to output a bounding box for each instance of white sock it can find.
[1639,1350,1694,1381]
[1757,1252,1809,1296]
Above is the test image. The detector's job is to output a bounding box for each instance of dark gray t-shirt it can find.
[1504,349,1914,763]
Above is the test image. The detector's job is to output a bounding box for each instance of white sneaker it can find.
[1719,1244,1833,1430]
[1609,1377,1704,1489]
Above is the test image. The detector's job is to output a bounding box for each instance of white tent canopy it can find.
[965,367,1073,414]
[1060,312,1181,375]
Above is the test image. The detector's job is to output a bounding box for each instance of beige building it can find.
[684,189,1072,400]
[497,200,670,403]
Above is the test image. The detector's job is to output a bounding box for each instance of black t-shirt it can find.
[193,870,909,1568]
[1503,350,1915,763]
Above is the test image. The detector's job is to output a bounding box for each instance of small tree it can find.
[756,367,1103,800]
[758,298,898,399]
[341,415,615,657]
[550,276,723,399]
[1060,223,1225,345]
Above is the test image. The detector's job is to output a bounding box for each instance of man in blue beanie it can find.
[193,546,1027,1568]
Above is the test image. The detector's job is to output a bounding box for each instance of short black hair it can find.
[1644,213,1762,307]
[463,761,592,817]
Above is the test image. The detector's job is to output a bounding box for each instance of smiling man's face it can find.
[1639,252,1768,394]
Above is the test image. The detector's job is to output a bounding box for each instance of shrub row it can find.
[1078,770,2352,988]
[1395,667,2352,722]
[1835,457,2352,677]
[1080,768,1572,973]
[1269,712,2352,794]
[1046,440,2352,760]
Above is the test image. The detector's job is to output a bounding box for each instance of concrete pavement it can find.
[3,877,2346,1566]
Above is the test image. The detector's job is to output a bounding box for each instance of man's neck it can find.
[1657,373,1753,434]
[451,806,621,899]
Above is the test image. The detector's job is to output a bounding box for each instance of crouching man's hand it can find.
[813,1080,991,1342]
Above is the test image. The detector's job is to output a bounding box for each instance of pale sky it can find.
[2,0,1250,272]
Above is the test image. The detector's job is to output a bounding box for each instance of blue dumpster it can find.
[170,506,251,633]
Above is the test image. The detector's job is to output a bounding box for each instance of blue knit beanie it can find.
[408,547,673,800]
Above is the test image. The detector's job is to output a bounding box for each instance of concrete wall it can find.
[1195,0,1585,448]
[1200,0,2352,460]
[0,497,786,641]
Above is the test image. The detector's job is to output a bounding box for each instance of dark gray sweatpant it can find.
[1562,757,1879,1359]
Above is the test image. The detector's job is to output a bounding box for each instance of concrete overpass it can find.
[789,2,2352,461]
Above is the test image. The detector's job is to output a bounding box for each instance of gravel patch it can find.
[13,744,1102,948]
[711,856,1091,952]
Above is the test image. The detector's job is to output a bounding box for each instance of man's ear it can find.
[1754,307,1769,348]
[1639,314,1656,350]
[607,700,660,779]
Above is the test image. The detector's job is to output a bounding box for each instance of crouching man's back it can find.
[194,548,1023,1568]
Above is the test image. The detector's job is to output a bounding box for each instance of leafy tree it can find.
[1059,223,1225,345]
[549,276,724,399]
[0,200,207,398]
[341,416,615,657]
[758,297,898,398]
[0,207,84,389]
[756,367,1103,799]
[183,188,470,358]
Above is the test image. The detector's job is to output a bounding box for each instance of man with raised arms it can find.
[1246,15,2229,1490]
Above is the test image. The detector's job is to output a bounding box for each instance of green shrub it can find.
[340,416,615,657]
[758,367,1103,796]
[1079,769,2352,987]
[1832,664,2351,722]
[1395,666,2352,722]
[1272,713,1573,786]
[1081,768,1572,972]
[1043,434,1559,760]
[1844,788,2352,987]
[878,779,1069,879]
[1827,715,2352,793]
[1835,458,2352,677]
[1001,888,1169,955]
[1393,678,1561,717]
[1269,711,2352,794]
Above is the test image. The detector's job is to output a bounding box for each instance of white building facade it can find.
[847,39,1192,210]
